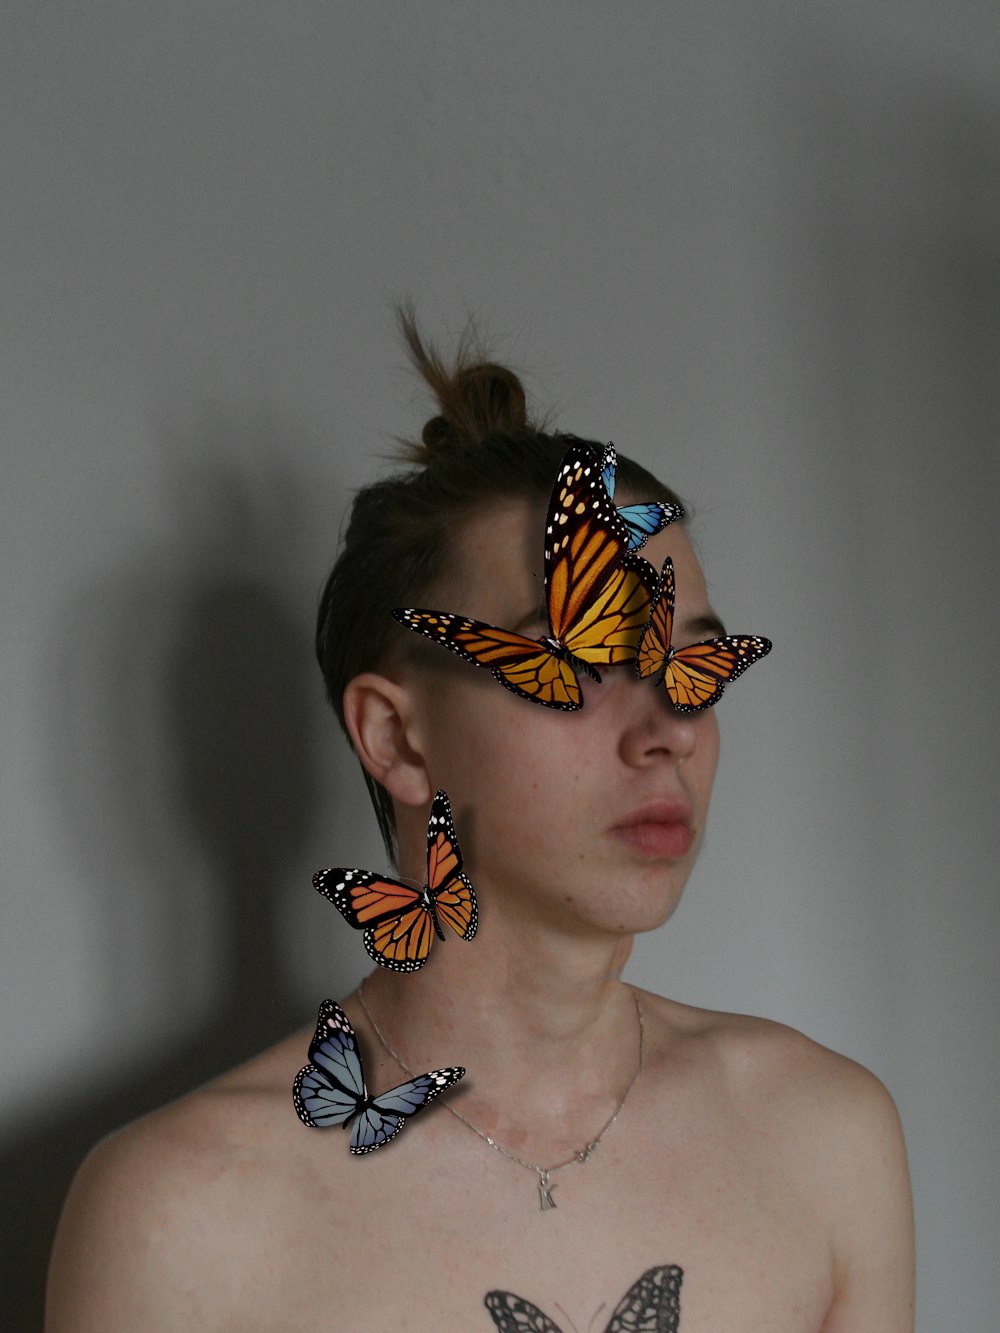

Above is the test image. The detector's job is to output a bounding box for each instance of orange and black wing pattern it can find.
[637,558,772,712]
[544,440,633,652]
[314,866,435,973]
[391,441,654,709]
[560,551,657,668]
[424,789,477,942]
[391,609,583,709]
[313,790,477,972]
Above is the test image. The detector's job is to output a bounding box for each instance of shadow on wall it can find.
[4,404,338,1326]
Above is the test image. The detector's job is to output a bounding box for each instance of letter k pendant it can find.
[538,1170,557,1210]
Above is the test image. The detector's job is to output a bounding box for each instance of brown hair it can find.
[316,312,685,860]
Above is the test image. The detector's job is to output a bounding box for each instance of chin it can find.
[597,882,688,938]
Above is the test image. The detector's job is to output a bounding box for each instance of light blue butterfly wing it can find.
[600,443,618,500]
[617,501,684,552]
[292,1065,359,1128]
[292,999,366,1128]
[349,1066,466,1155]
[598,443,684,551]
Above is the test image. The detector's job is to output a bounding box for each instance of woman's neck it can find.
[353,915,642,1155]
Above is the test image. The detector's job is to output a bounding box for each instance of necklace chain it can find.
[356,980,644,1211]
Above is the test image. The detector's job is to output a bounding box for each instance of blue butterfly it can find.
[292,999,465,1153]
[600,443,684,552]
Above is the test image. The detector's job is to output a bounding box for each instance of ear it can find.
[342,672,432,809]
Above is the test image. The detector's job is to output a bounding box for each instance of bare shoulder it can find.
[646,989,905,1134]
[46,1027,316,1332]
[641,991,915,1330]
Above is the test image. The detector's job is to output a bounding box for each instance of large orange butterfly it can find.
[392,441,657,710]
[636,557,772,710]
[313,789,477,973]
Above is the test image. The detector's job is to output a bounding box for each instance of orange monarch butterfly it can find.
[312,789,477,973]
[637,557,772,711]
[392,441,657,710]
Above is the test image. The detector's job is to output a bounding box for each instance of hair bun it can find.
[420,414,454,452]
[447,361,528,440]
[398,309,533,464]
[419,362,528,457]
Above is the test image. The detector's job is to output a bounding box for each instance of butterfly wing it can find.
[599,443,684,551]
[313,866,420,931]
[605,1264,684,1333]
[484,1290,564,1333]
[638,557,771,708]
[635,556,675,681]
[425,789,478,941]
[392,608,582,710]
[313,867,435,973]
[292,999,366,1128]
[545,442,632,647]
[351,1064,466,1155]
[664,635,772,712]
[562,552,657,668]
[600,442,618,501]
[617,501,684,553]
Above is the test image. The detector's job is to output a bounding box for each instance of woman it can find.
[47,320,914,1331]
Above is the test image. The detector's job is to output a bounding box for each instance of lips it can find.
[609,800,694,860]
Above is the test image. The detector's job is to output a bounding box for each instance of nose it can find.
[616,669,701,767]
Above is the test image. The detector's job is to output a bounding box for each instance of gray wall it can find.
[3,4,998,1327]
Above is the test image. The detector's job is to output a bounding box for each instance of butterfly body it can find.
[636,557,772,711]
[293,999,464,1153]
[538,635,602,683]
[313,789,477,971]
[420,884,448,942]
[393,442,656,710]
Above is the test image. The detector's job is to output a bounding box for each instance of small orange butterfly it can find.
[313,789,476,973]
[637,557,772,710]
[393,441,657,710]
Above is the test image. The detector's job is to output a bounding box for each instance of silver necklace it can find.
[357,980,644,1212]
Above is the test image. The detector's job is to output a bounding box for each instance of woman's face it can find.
[399,497,722,940]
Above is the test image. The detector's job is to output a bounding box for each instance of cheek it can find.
[695,712,721,792]
[415,670,572,789]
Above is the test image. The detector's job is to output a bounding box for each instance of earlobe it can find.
[342,673,432,808]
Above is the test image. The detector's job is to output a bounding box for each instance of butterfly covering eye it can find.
[636,557,772,711]
[599,443,684,552]
[293,999,465,1153]
[313,789,477,972]
[392,441,657,710]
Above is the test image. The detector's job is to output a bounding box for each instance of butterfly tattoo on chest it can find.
[484,1264,683,1332]
[313,789,476,972]
[292,998,464,1153]
[393,441,669,710]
